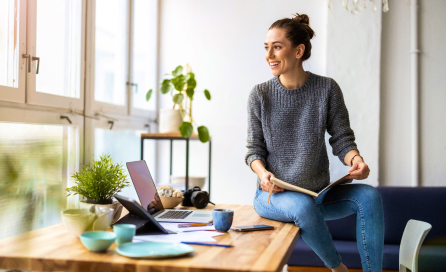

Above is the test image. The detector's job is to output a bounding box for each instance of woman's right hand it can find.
[260,171,284,193]
[250,160,284,193]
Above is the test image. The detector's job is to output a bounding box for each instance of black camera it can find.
[182,186,209,209]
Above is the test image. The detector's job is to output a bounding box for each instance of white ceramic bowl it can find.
[160,196,184,209]
[170,176,206,189]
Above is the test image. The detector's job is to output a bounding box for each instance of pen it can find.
[178,223,212,228]
[181,242,233,248]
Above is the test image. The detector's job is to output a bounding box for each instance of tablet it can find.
[114,194,173,235]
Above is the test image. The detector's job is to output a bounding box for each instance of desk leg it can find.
[208,140,212,198]
[185,138,189,190]
[170,140,173,178]
[140,138,144,160]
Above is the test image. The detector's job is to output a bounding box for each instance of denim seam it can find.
[319,197,371,272]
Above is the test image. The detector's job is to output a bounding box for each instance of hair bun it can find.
[292,13,314,39]
[292,13,310,25]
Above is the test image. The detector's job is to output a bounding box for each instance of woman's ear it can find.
[295,44,305,60]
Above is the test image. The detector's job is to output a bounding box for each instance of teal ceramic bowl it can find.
[80,231,116,252]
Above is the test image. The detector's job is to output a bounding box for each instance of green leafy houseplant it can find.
[66,154,129,204]
[146,65,211,143]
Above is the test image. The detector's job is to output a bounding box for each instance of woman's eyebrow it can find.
[264,41,284,45]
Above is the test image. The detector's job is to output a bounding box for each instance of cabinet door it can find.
[0,0,26,103]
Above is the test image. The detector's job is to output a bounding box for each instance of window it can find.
[0,122,79,239]
[26,0,84,109]
[130,0,158,115]
[0,0,26,103]
[35,0,82,98]
[93,0,128,107]
[0,0,159,239]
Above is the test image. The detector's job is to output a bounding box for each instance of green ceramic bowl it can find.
[80,231,116,252]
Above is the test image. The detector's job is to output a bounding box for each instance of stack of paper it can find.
[159,223,216,233]
[133,231,224,243]
[132,223,223,244]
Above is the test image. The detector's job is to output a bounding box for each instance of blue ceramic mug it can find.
[113,224,136,246]
[212,209,234,232]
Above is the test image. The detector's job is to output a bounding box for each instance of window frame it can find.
[0,0,27,103]
[85,0,130,116]
[25,0,86,111]
[1,0,160,168]
[128,0,159,118]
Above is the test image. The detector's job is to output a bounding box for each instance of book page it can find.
[270,177,318,198]
[316,174,352,197]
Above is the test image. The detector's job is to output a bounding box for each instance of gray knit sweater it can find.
[245,72,358,192]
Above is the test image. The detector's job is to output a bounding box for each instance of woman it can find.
[245,14,384,272]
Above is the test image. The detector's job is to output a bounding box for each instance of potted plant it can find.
[66,154,129,223]
[146,64,211,143]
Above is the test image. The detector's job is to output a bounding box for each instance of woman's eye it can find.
[264,47,269,50]
[274,46,281,49]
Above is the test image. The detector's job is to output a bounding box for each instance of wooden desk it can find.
[0,204,300,272]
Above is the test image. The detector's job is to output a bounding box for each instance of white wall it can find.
[157,0,327,204]
[325,2,382,187]
[380,0,446,186]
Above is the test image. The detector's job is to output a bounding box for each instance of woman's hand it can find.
[260,171,284,193]
[348,157,370,180]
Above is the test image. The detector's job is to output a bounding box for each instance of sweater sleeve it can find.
[327,79,358,166]
[245,87,268,171]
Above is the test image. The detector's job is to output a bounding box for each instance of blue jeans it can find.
[253,184,384,271]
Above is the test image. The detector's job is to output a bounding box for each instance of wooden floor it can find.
[287,266,398,272]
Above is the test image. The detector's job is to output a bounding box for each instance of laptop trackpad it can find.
[192,214,211,217]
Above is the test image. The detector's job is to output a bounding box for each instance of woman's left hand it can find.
[348,159,370,180]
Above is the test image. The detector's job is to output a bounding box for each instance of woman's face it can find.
[264,28,301,77]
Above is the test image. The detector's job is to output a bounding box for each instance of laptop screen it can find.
[126,161,164,215]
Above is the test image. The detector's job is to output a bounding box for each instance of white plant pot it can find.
[159,108,182,133]
[79,201,123,224]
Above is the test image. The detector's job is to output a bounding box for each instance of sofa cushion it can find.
[377,187,446,245]
[287,239,446,271]
[326,214,357,241]
[324,187,446,244]
[287,239,398,269]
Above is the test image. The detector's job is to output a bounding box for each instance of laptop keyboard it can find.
[158,210,193,219]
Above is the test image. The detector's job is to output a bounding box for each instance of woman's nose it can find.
[267,49,274,59]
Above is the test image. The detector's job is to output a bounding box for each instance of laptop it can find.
[125,160,213,223]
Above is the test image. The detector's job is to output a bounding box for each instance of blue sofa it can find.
[287,187,446,271]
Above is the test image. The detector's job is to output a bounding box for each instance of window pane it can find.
[0,0,19,88]
[0,122,78,239]
[94,0,127,105]
[36,0,81,98]
[132,0,157,111]
[94,128,155,200]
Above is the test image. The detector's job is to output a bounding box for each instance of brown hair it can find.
[269,13,315,61]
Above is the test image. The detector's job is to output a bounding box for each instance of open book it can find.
[267,174,352,204]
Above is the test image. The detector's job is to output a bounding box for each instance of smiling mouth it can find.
[269,62,280,69]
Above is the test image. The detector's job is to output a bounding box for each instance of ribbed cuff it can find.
[246,154,266,172]
[338,145,358,166]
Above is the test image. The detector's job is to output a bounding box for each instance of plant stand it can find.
[140,132,212,197]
